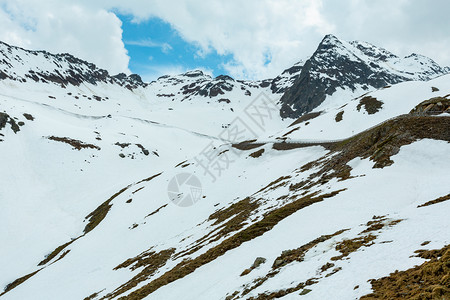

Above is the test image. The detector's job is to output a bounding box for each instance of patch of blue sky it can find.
[117,14,234,82]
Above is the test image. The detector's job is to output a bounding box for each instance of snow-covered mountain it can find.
[279,34,449,118]
[0,41,145,90]
[0,36,449,300]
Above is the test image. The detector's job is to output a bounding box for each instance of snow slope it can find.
[0,37,449,300]
[274,73,450,141]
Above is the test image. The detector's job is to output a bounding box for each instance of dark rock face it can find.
[279,35,449,119]
[176,73,236,99]
[0,112,21,134]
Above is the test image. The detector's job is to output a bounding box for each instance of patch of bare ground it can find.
[115,142,131,148]
[135,144,149,156]
[330,217,402,262]
[1,270,41,296]
[174,160,187,167]
[38,239,77,266]
[357,96,383,114]
[235,230,347,298]
[136,172,162,185]
[418,193,450,208]
[119,190,345,300]
[335,111,344,122]
[145,204,168,218]
[282,126,299,137]
[84,290,105,300]
[105,248,175,299]
[361,217,403,234]
[84,173,162,234]
[360,245,450,299]
[272,229,348,268]
[48,136,100,150]
[132,187,145,194]
[289,111,323,127]
[174,197,260,259]
[0,112,20,133]
[296,116,450,191]
[232,140,264,151]
[240,257,267,276]
[249,148,264,158]
[331,234,377,261]
[83,186,130,234]
[247,278,319,300]
[273,141,335,151]
[23,113,34,121]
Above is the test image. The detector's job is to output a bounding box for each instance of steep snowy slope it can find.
[273,73,450,141]
[1,37,449,300]
[2,99,448,300]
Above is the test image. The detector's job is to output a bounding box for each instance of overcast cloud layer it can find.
[1,0,449,79]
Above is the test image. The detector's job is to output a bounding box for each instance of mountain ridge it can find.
[0,35,449,300]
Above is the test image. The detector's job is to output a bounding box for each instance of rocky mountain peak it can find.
[279,34,449,119]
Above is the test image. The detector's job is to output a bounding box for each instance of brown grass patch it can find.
[1,269,41,296]
[289,111,322,127]
[132,187,145,194]
[38,239,75,266]
[282,127,299,137]
[146,204,168,218]
[249,149,264,158]
[247,277,319,300]
[418,193,450,208]
[335,111,344,122]
[107,248,175,299]
[136,172,162,185]
[329,116,450,169]
[360,245,450,299]
[175,197,261,259]
[357,96,383,115]
[84,186,130,234]
[331,234,377,261]
[232,141,264,151]
[120,190,345,299]
[272,229,348,269]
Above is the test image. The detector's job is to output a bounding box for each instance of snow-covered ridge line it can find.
[0,40,145,89]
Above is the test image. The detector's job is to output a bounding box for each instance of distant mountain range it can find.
[2,35,448,120]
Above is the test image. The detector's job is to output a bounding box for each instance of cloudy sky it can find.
[1,0,449,81]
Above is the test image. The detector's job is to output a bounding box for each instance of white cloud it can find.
[1,0,450,80]
[125,38,172,54]
[0,0,130,75]
[320,0,450,66]
[103,0,334,79]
